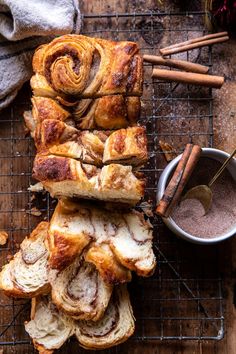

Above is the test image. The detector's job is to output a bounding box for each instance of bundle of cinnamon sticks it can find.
[144,31,229,89]
[156,144,202,218]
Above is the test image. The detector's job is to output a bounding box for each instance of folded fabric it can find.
[0,0,81,111]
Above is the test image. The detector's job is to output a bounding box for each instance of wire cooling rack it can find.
[0,11,224,352]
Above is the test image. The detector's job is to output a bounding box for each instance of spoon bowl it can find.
[182,184,213,214]
[182,147,236,215]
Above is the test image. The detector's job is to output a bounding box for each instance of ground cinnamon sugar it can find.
[171,157,236,238]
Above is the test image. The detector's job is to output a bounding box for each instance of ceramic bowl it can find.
[157,148,236,244]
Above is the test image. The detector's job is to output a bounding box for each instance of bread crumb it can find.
[28,182,44,193]
[159,140,177,162]
[30,194,36,202]
[26,207,42,217]
[139,201,153,217]
[0,231,8,245]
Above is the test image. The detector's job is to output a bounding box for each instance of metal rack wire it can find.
[0,11,224,351]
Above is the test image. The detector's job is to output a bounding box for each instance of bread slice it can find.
[49,254,113,321]
[0,222,50,298]
[33,119,147,168]
[47,200,93,270]
[25,296,74,353]
[33,155,145,205]
[25,285,134,352]
[75,284,135,349]
[72,95,140,130]
[110,211,156,277]
[34,119,106,165]
[48,200,156,279]
[32,35,142,97]
[103,126,147,167]
[29,91,140,131]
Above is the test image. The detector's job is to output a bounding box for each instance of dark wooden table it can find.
[0,1,235,353]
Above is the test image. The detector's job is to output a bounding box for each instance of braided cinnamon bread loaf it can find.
[84,243,132,285]
[28,34,143,130]
[0,222,50,298]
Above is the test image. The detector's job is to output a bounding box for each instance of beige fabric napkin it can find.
[0,0,81,110]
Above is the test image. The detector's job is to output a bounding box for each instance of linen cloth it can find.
[0,0,81,110]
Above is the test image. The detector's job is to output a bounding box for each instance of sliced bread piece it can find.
[34,119,106,165]
[48,200,156,279]
[34,119,147,168]
[29,92,140,130]
[49,254,113,321]
[75,284,135,349]
[25,295,74,353]
[47,201,93,270]
[0,222,50,298]
[110,211,156,277]
[33,155,145,205]
[103,126,147,167]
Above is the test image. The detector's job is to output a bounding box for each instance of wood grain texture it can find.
[0,1,235,354]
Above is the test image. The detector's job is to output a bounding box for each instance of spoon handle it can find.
[208,147,236,187]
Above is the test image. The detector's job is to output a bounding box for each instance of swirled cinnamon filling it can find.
[79,301,119,337]
[45,46,80,87]
[67,262,98,306]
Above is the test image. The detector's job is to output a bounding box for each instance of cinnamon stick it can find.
[160,36,229,56]
[161,31,228,51]
[143,55,209,74]
[156,144,202,218]
[166,145,202,216]
[152,69,224,89]
[156,144,193,217]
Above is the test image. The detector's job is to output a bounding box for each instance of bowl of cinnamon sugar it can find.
[157,148,236,244]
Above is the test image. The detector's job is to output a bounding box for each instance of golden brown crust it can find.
[30,74,58,98]
[32,45,47,74]
[47,200,156,280]
[33,155,73,182]
[33,155,145,205]
[32,34,143,98]
[34,119,105,165]
[93,95,139,129]
[126,96,141,126]
[103,126,148,167]
[29,94,140,131]
[47,202,92,270]
[34,120,147,168]
[85,244,132,285]
[33,342,54,354]
[32,96,70,123]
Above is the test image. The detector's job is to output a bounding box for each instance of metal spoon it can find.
[182,147,236,214]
